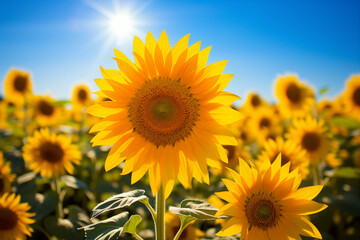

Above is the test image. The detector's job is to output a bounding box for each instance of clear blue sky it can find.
[1,0,359,105]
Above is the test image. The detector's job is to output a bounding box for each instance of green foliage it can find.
[169,199,218,220]
[21,191,59,220]
[61,175,91,190]
[329,117,360,130]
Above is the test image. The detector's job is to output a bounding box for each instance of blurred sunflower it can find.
[250,106,281,134]
[165,211,204,240]
[32,95,62,127]
[0,193,35,240]
[242,93,266,113]
[0,101,9,129]
[287,116,331,164]
[275,74,315,119]
[0,152,15,195]
[215,156,327,239]
[257,138,310,178]
[87,31,242,197]
[22,128,81,178]
[72,84,92,110]
[4,69,32,106]
[208,194,226,225]
[343,74,360,120]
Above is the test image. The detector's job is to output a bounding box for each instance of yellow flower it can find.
[23,128,81,178]
[274,74,315,119]
[3,69,32,106]
[215,156,327,239]
[0,193,35,240]
[241,93,267,113]
[87,31,242,197]
[343,74,360,120]
[165,211,204,240]
[257,138,310,179]
[287,116,331,164]
[72,84,92,110]
[208,194,226,225]
[0,153,15,195]
[31,95,62,127]
[0,101,10,130]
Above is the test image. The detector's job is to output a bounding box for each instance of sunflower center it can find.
[271,153,290,166]
[251,95,260,107]
[39,142,64,163]
[78,89,88,102]
[128,77,199,147]
[14,75,28,92]
[38,100,54,116]
[286,83,301,103]
[245,193,280,230]
[301,132,321,152]
[0,207,18,230]
[353,88,360,106]
[240,132,248,142]
[259,118,271,129]
[223,145,236,160]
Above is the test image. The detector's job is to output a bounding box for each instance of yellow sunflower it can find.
[0,152,15,195]
[287,116,331,164]
[165,211,204,240]
[22,128,81,178]
[31,95,62,127]
[241,93,267,113]
[0,193,35,240]
[343,74,360,120]
[71,84,92,110]
[0,101,9,129]
[250,106,281,134]
[87,31,242,197]
[257,138,310,179]
[4,69,32,106]
[215,156,327,239]
[274,74,315,119]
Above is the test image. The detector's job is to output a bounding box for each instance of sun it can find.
[108,11,136,44]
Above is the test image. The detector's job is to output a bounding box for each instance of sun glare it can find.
[108,11,136,44]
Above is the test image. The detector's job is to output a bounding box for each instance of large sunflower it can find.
[274,74,315,119]
[215,156,327,239]
[343,74,360,120]
[165,211,204,240]
[31,95,62,127]
[257,138,310,179]
[0,152,15,195]
[22,128,81,178]
[4,69,32,106]
[72,84,92,110]
[0,193,35,240]
[287,116,331,164]
[87,31,242,197]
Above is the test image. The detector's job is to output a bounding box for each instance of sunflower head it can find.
[274,74,315,119]
[23,128,81,178]
[242,93,266,113]
[72,84,92,110]
[0,152,15,195]
[343,75,360,120]
[0,193,35,239]
[87,31,242,197]
[4,69,32,106]
[287,116,331,164]
[31,95,62,127]
[215,156,327,239]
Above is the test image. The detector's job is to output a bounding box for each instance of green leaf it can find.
[91,190,147,219]
[67,205,91,228]
[61,175,91,191]
[44,216,84,240]
[319,87,329,95]
[329,167,360,179]
[169,199,218,220]
[16,172,37,185]
[329,117,360,130]
[21,191,59,220]
[123,215,142,235]
[51,100,70,107]
[81,212,129,240]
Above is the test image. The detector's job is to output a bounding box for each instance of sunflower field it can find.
[1,31,360,240]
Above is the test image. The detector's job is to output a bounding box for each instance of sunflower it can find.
[72,84,92,110]
[274,74,315,119]
[0,152,15,195]
[22,128,81,178]
[215,156,327,239]
[0,101,9,129]
[0,193,35,240]
[165,211,204,240]
[31,95,62,127]
[287,116,331,164]
[87,31,242,197]
[241,93,266,113]
[250,106,281,134]
[343,74,360,120]
[257,138,310,178]
[4,69,32,106]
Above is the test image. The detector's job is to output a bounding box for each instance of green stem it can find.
[173,227,184,240]
[155,186,166,240]
[53,176,64,218]
[313,164,320,185]
[142,199,157,225]
[133,233,144,240]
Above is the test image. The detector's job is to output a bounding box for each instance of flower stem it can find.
[313,163,320,185]
[53,176,64,218]
[155,186,165,240]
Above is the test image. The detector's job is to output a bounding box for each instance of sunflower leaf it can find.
[319,87,329,95]
[122,215,142,235]
[51,100,70,107]
[169,199,218,220]
[80,212,129,240]
[61,175,91,191]
[329,117,360,130]
[91,190,147,219]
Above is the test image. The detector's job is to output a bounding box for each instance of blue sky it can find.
[0,0,359,105]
